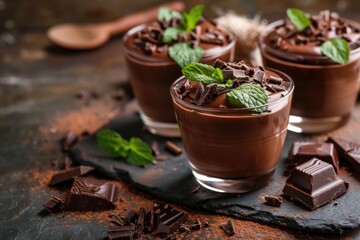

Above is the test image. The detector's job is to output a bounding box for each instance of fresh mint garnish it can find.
[320,38,350,64]
[182,62,223,85]
[182,5,204,32]
[157,7,181,22]
[217,79,233,88]
[163,27,182,43]
[226,83,268,113]
[286,8,311,31]
[169,43,203,69]
[96,129,153,166]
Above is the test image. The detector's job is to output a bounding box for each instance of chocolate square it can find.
[327,137,360,173]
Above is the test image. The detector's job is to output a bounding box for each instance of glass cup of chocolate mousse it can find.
[123,5,235,137]
[170,60,294,193]
[260,9,360,133]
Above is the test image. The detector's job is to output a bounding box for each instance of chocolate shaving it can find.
[151,141,161,157]
[221,220,235,236]
[108,225,135,240]
[263,195,283,207]
[193,83,217,106]
[43,195,64,213]
[268,76,283,85]
[191,186,201,194]
[61,130,79,152]
[134,208,146,238]
[165,141,182,156]
[190,220,202,231]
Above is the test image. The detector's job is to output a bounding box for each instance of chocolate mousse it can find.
[170,60,294,193]
[260,9,360,133]
[124,5,235,136]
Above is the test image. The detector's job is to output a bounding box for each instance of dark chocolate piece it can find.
[263,195,283,207]
[179,224,191,233]
[125,210,139,224]
[153,202,188,235]
[285,142,339,176]
[221,220,235,236]
[156,155,168,161]
[109,213,126,226]
[108,225,135,240]
[61,130,79,152]
[190,220,202,231]
[134,208,146,238]
[165,141,182,156]
[151,141,160,156]
[65,177,117,211]
[327,137,360,173]
[283,158,348,210]
[49,165,94,185]
[144,210,156,233]
[43,195,64,213]
[191,186,201,194]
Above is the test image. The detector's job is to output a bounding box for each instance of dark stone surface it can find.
[70,114,360,235]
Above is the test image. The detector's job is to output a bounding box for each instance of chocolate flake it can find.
[190,220,202,231]
[154,202,188,235]
[43,195,64,213]
[268,76,283,85]
[61,130,79,152]
[108,225,135,240]
[151,141,161,157]
[221,220,235,236]
[263,195,283,207]
[49,165,94,185]
[191,186,201,194]
[134,208,146,238]
[165,141,183,156]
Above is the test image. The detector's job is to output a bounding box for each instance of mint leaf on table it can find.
[182,62,223,85]
[226,83,268,113]
[127,138,154,166]
[96,130,153,166]
[157,7,181,22]
[96,129,129,158]
[320,38,350,64]
[286,8,311,31]
[169,43,203,69]
[182,4,204,31]
[163,27,183,43]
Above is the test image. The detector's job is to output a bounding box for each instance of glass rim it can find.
[170,67,294,114]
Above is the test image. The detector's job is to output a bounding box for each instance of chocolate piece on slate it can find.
[134,208,146,238]
[61,130,79,152]
[43,195,65,212]
[65,177,117,211]
[49,165,94,185]
[283,158,348,210]
[153,202,188,235]
[108,225,135,240]
[284,142,339,176]
[263,195,283,207]
[165,141,183,156]
[190,220,202,231]
[144,210,156,233]
[151,141,161,157]
[221,220,235,236]
[327,137,360,173]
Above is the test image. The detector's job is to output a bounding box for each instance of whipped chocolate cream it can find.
[264,10,360,64]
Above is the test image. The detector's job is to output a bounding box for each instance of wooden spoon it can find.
[47,1,185,50]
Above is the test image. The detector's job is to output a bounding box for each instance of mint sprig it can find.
[182,62,223,85]
[157,7,181,22]
[320,38,350,64]
[286,8,311,31]
[163,27,182,43]
[96,129,153,166]
[169,43,203,69]
[226,84,268,113]
[182,5,204,32]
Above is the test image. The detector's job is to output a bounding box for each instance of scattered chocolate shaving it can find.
[193,83,217,106]
[151,141,161,157]
[179,224,191,233]
[263,195,283,207]
[156,155,169,161]
[154,202,188,235]
[49,165,94,185]
[125,210,139,224]
[165,141,183,156]
[61,130,79,152]
[43,195,64,213]
[144,210,156,233]
[191,186,201,194]
[190,220,202,231]
[109,213,126,226]
[203,222,210,228]
[108,225,135,240]
[134,208,146,238]
[221,220,235,236]
[268,76,283,85]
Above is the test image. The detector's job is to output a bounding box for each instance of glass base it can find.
[192,168,275,193]
[288,114,350,134]
[140,112,180,137]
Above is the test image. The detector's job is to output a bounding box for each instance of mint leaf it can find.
[158,7,181,22]
[182,5,204,31]
[169,43,203,69]
[286,8,311,31]
[218,79,233,88]
[320,38,350,64]
[163,27,182,43]
[96,129,130,158]
[127,138,154,166]
[182,62,223,84]
[226,83,268,113]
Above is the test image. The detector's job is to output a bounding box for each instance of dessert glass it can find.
[124,25,235,137]
[170,69,294,193]
[260,20,360,133]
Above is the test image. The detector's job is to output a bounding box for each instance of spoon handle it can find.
[105,1,185,36]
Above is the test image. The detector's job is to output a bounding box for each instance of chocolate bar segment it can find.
[327,137,360,173]
[285,142,339,175]
[153,202,188,235]
[65,177,117,211]
[283,158,348,210]
[49,165,94,185]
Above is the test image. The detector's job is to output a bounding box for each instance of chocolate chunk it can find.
[153,202,188,235]
[213,59,227,69]
[61,130,79,152]
[283,158,348,210]
[221,220,235,236]
[43,195,64,212]
[65,177,117,211]
[194,83,205,101]
[151,141,161,157]
[109,213,126,226]
[144,210,156,233]
[194,83,217,106]
[203,222,210,228]
[190,220,202,231]
[263,195,283,207]
[268,76,283,85]
[253,68,265,85]
[108,225,135,240]
[125,210,139,224]
[179,224,191,233]
[165,141,182,156]
[222,70,248,80]
[134,208,146,238]
[327,137,360,173]
[49,165,94,185]
[285,142,339,176]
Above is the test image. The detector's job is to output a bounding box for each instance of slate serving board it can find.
[70,114,360,235]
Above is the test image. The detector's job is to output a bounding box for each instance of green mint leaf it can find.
[169,43,203,69]
[96,129,130,158]
[217,79,233,88]
[320,38,350,64]
[162,27,182,43]
[226,83,268,113]
[158,7,181,22]
[127,137,154,166]
[182,62,223,84]
[182,5,204,32]
[286,8,311,31]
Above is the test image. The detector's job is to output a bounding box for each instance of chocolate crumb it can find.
[191,186,201,194]
[61,130,79,152]
[165,141,183,156]
[264,195,283,207]
[43,195,64,213]
[221,220,235,236]
[190,220,202,231]
[179,224,191,233]
[156,155,169,161]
